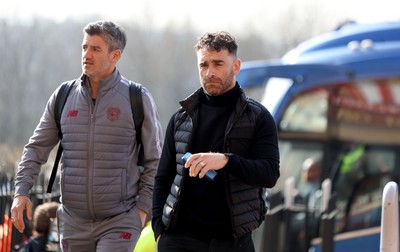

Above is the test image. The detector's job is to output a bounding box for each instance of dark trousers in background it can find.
[157,231,255,252]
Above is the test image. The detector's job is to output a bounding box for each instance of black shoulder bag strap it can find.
[129,81,144,165]
[46,81,75,193]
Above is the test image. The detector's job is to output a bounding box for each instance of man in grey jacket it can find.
[11,20,163,252]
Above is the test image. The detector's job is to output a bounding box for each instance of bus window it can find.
[280,88,328,132]
[346,173,391,231]
[274,140,323,193]
[364,149,395,173]
[333,145,398,233]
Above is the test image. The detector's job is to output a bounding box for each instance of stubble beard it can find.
[203,72,235,96]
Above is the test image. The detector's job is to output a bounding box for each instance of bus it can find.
[237,21,400,252]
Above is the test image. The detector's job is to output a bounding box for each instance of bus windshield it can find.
[272,78,400,144]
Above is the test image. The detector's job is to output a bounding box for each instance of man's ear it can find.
[112,49,122,62]
[234,58,241,76]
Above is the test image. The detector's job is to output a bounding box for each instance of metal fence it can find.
[0,174,60,252]
[0,176,22,252]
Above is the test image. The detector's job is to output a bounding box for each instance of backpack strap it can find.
[129,81,144,165]
[47,81,75,193]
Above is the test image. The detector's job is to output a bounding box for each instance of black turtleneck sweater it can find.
[175,84,240,240]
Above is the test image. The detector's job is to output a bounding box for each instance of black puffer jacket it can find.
[153,85,280,239]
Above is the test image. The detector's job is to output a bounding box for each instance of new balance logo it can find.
[67,110,79,117]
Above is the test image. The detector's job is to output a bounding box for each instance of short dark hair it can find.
[33,202,60,235]
[83,20,127,53]
[194,31,238,57]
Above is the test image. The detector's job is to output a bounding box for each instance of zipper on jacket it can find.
[87,94,96,220]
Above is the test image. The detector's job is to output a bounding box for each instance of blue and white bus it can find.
[239,21,400,252]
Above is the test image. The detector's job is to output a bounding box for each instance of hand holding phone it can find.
[182,152,217,181]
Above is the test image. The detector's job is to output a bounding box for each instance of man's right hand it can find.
[10,195,32,233]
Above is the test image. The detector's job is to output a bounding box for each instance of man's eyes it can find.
[82,46,101,52]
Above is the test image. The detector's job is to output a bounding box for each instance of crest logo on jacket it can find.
[107,107,120,121]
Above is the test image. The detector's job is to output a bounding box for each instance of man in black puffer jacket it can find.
[152,31,280,252]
